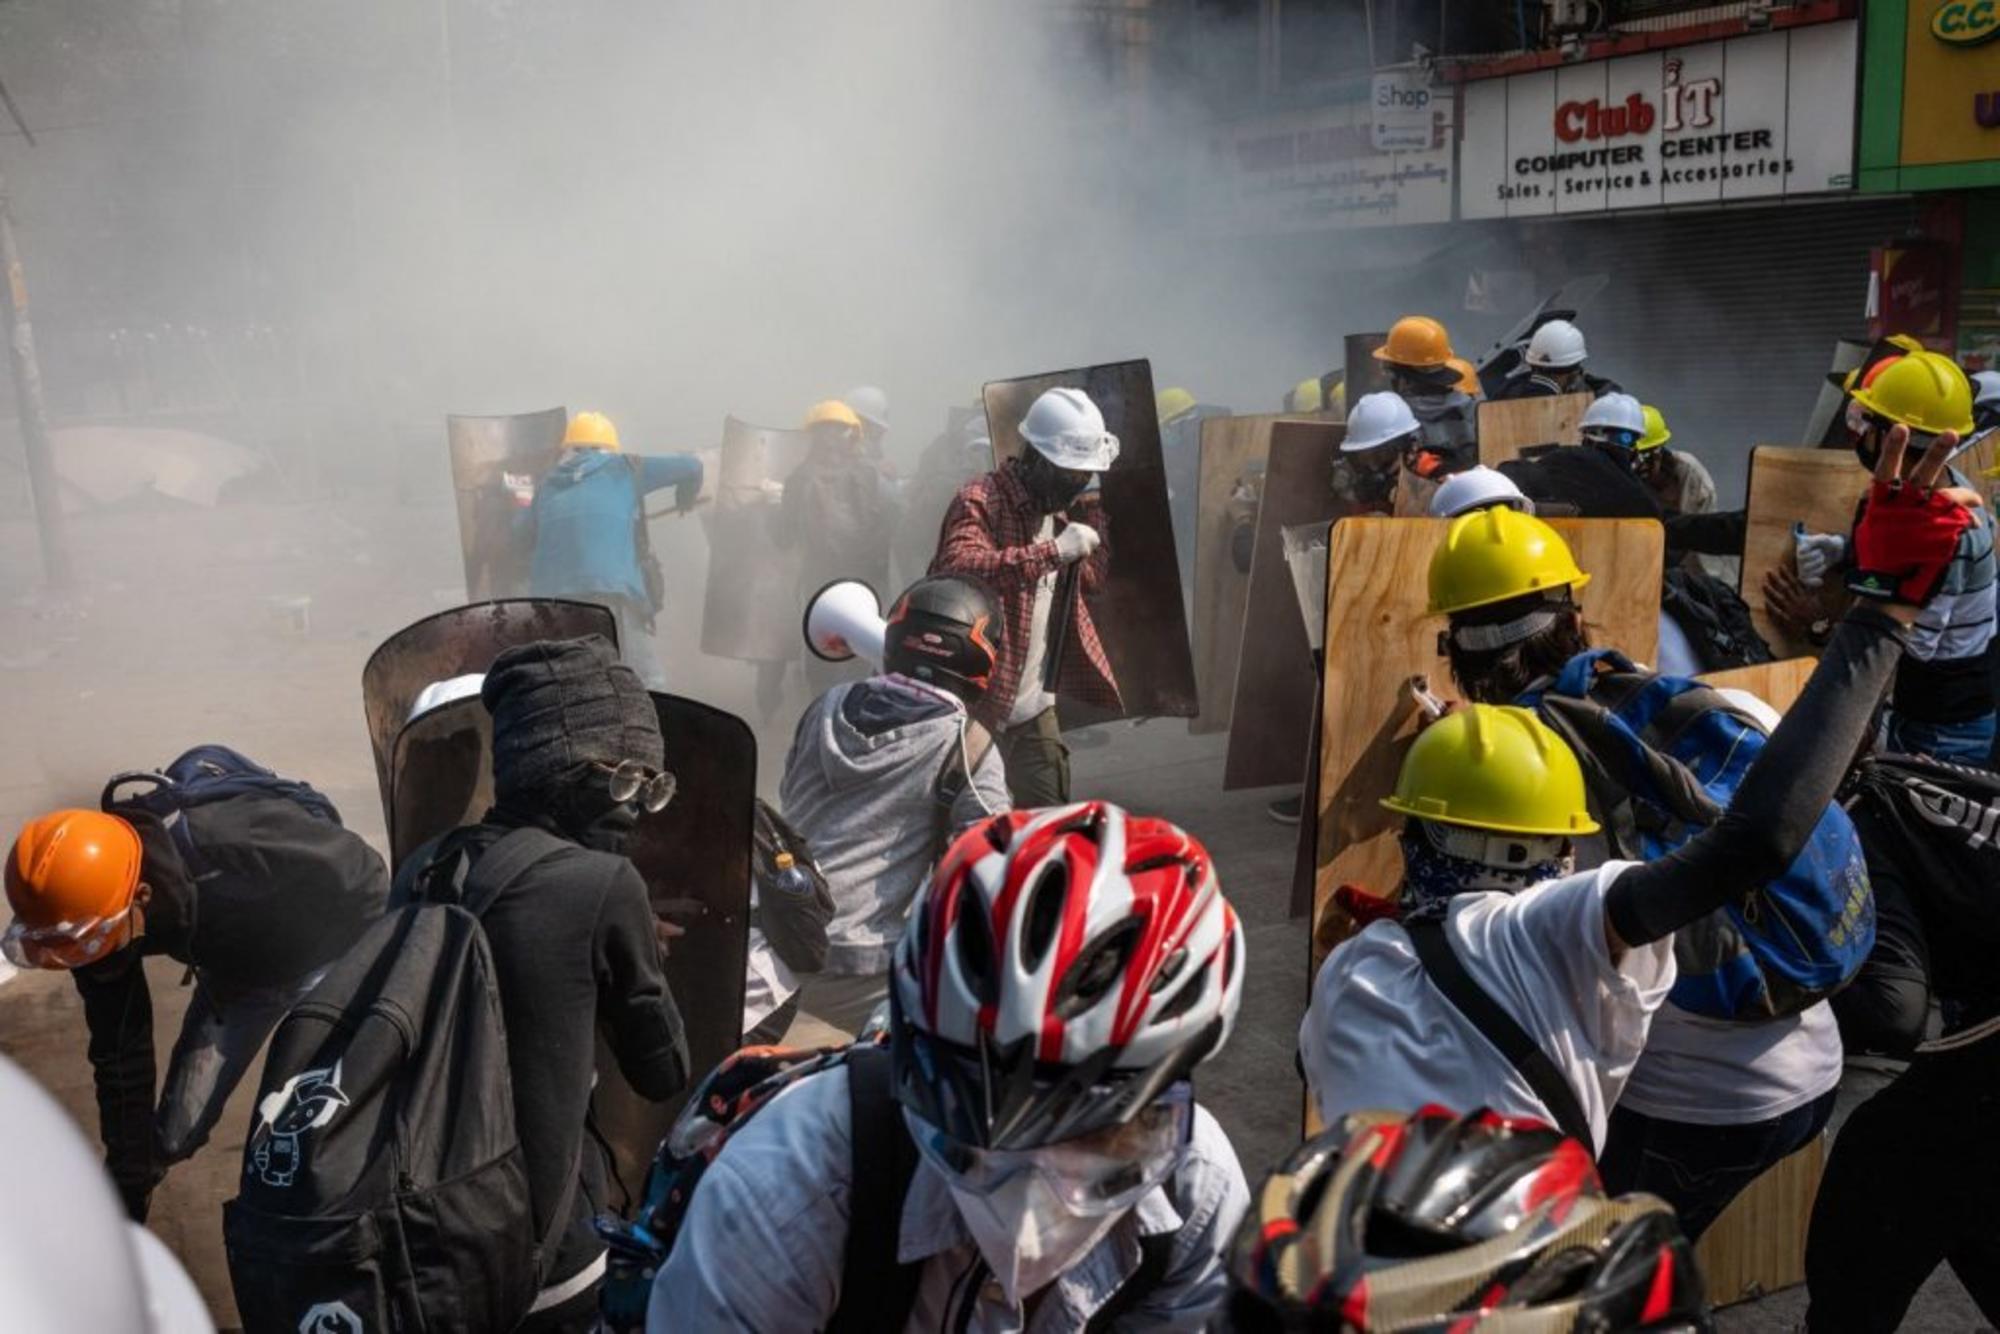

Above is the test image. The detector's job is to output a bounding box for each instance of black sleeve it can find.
[593,864,691,1102]
[72,950,163,1220]
[1663,508,1747,559]
[1605,604,1907,947]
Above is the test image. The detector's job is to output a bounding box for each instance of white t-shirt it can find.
[1299,863,1675,1153]
[1617,1000,1842,1124]
[1007,514,1059,726]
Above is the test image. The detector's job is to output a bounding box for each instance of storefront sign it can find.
[1899,2,2000,165]
[1372,69,1436,151]
[1459,20,1856,218]
[1200,90,1454,233]
[1932,0,2000,47]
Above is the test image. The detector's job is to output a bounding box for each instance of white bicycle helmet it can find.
[891,802,1244,1149]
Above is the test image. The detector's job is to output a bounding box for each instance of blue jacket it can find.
[527,447,702,607]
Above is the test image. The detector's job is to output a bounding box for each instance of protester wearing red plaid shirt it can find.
[930,387,1121,804]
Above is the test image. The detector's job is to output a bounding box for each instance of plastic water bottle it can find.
[770,850,812,898]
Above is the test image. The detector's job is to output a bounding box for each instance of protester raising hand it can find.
[1845,424,1984,614]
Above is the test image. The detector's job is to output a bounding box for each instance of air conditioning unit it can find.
[1545,0,1599,34]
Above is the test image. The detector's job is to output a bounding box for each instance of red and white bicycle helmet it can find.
[890,802,1244,1150]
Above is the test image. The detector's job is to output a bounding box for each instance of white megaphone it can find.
[803,579,886,664]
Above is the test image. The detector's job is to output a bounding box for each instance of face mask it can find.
[1398,822,1570,914]
[1018,452,1090,512]
[946,1174,1123,1307]
[548,773,642,853]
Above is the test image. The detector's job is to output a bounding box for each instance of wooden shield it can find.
[1739,448,1867,659]
[1477,392,1592,466]
[983,360,1197,721]
[1741,440,2000,659]
[1698,657,1818,713]
[360,599,618,832]
[1306,518,1664,965]
[1222,419,1347,789]
[1191,414,1286,734]
[447,408,566,601]
[700,416,814,663]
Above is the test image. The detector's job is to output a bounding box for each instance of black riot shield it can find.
[983,359,1198,722]
[699,416,814,663]
[361,599,618,833]
[447,408,567,600]
[384,692,755,1189]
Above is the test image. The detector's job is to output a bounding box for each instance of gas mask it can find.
[1335,445,1401,510]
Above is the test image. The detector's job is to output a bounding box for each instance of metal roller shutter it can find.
[1513,196,1921,502]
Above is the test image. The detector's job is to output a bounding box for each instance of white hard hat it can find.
[1526,319,1588,369]
[0,1054,215,1333]
[1973,371,2000,410]
[1580,392,1646,439]
[1340,391,1423,452]
[843,385,890,432]
[1429,466,1533,519]
[1019,387,1120,471]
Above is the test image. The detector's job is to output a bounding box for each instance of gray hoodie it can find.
[779,674,1011,975]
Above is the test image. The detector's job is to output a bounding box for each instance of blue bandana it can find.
[1397,822,1570,916]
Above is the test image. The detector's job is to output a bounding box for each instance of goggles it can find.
[2,904,136,970]
[592,760,677,813]
[907,1081,1195,1217]
[1420,817,1568,871]
[1582,427,1641,450]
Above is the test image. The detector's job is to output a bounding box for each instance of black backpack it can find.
[1660,567,1775,672]
[752,800,834,975]
[223,826,568,1334]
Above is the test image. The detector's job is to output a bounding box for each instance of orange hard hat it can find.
[3,810,144,970]
[1447,357,1481,396]
[1373,316,1454,371]
[561,410,621,452]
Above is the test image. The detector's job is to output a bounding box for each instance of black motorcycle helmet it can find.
[882,575,1002,705]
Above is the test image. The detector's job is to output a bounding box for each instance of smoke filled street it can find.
[4,3,2000,1332]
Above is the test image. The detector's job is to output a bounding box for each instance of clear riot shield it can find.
[1163,405,1230,618]
[982,359,1198,722]
[447,408,567,600]
[361,599,618,833]
[384,691,755,1183]
[700,416,814,663]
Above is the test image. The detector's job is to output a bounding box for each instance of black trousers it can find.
[1804,1035,2000,1331]
[996,707,1071,807]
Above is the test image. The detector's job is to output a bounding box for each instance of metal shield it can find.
[700,416,815,663]
[384,691,756,1190]
[592,695,757,1196]
[1223,418,1347,790]
[361,599,618,834]
[983,359,1198,721]
[447,408,567,601]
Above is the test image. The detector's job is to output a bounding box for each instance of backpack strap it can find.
[929,718,994,860]
[827,1045,923,1334]
[1405,918,1594,1150]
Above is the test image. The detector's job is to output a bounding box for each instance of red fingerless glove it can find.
[1333,883,1402,929]
[1846,480,1977,606]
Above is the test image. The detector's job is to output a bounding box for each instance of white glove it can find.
[1054,521,1101,563]
[1793,531,1847,588]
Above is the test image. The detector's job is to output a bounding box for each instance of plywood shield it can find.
[983,360,1197,721]
[1476,392,1591,466]
[448,408,567,600]
[700,417,814,663]
[1190,414,1287,734]
[1698,657,1818,714]
[361,599,619,832]
[386,692,754,1179]
[1222,419,1347,789]
[1307,518,1663,965]
[1739,448,1867,659]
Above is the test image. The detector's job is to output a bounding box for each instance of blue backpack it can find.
[1520,650,1873,1021]
[100,744,344,876]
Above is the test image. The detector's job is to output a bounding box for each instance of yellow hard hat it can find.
[1381,704,1599,836]
[1157,387,1197,424]
[1446,357,1481,396]
[1847,350,1976,437]
[1427,507,1591,616]
[804,399,863,431]
[1289,377,1324,413]
[561,410,621,452]
[1373,316,1454,371]
[1638,404,1671,451]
